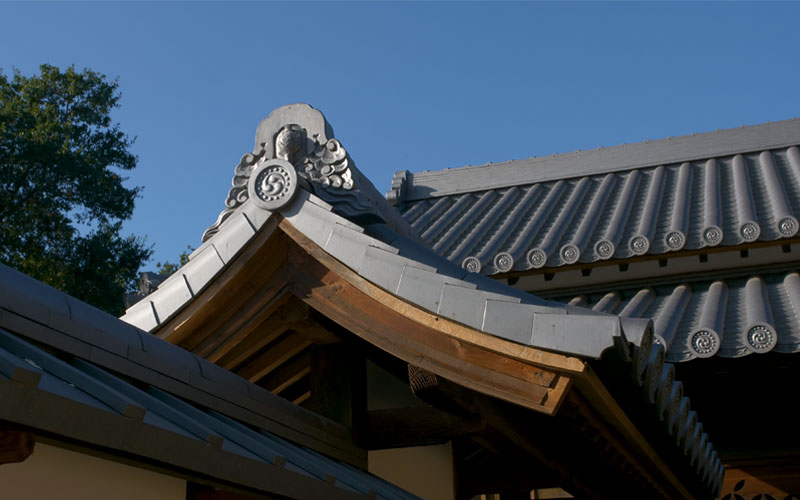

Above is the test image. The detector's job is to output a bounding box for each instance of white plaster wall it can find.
[369,442,454,500]
[0,442,186,500]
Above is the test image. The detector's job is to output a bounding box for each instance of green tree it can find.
[156,245,194,276]
[0,64,151,315]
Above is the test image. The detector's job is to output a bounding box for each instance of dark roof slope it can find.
[0,263,417,500]
[389,121,800,275]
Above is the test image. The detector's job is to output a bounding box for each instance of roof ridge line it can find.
[402,118,800,200]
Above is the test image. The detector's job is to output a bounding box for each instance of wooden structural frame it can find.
[150,211,709,499]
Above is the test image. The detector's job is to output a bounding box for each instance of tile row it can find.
[559,271,800,361]
[399,146,800,275]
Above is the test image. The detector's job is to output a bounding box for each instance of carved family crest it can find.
[202,104,374,242]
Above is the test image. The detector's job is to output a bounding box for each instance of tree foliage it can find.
[0,64,151,315]
[156,245,194,276]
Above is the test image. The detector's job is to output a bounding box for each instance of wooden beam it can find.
[258,350,312,395]
[364,407,484,449]
[214,296,307,369]
[195,278,292,361]
[292,318,341,345]
[0,426,34,465]
[293,391,311,406]
[189,269,289,359]
[721,457,800,499]
[282,230,567,415]
[237,334,312,383]
[281,218,584,379]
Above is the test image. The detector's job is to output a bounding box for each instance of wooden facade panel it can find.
[721,459,800,499]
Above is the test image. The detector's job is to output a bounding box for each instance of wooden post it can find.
[308,341,365,432]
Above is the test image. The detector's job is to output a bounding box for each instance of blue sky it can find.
[2,2,800,269]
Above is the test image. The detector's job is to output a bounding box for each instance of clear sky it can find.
[2,2,799,269]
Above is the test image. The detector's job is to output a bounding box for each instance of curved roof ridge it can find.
[400,118,800,200]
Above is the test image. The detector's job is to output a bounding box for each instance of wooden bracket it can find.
[0,426,34,465]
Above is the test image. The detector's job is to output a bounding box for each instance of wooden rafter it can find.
[258,351,312,395]
[238,334,312,383]
[364,407,484,450]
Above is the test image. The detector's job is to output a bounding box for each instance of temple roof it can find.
[120,104,723,498]
[389,120,800,274]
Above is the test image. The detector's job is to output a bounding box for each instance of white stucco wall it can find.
[0,442,186,500]
[369,442,454,500]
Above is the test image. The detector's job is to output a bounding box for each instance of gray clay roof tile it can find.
[554,270,800,361]
[392,123,800,275]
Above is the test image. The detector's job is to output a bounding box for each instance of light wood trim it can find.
[282,224,566,414]
[156,217,283,345]
[280,219,586,376]
[279,221,584,380]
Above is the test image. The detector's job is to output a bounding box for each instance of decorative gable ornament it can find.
[203,104,376,242]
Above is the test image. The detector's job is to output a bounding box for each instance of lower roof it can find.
[0,263,417,500]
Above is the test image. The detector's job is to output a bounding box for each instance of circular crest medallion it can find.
[248,159,298,210]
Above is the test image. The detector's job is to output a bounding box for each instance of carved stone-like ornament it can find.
[629,235,650,255]
[745,324,776,352]
[666,383,683,433]
[303,139,354,190]
[560,244,580,264]
[248,159,298,210]
[739,221,760,242]
[688,329,719,358]
[527,248,547,269]
[702,225,722,246]
[275,124,304,161]
[493,252,513,273]
[594,239,615,259]
[644,344,665,405]
[462,256,481,273]
[202,150,266,242]
[778,216,799,237]
[665,230,686,251]
[205,104,423,244]
[657,365,675,420]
